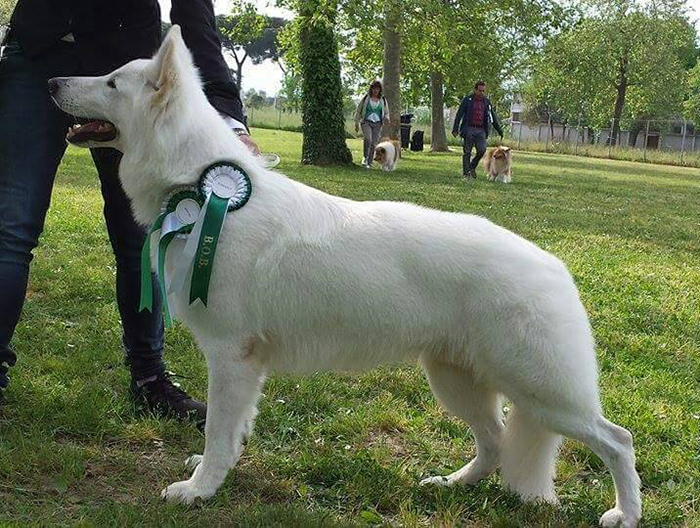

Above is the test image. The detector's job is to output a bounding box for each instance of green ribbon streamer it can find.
[157,224,192,328]
[189,194,230,306]
[139,213,166,313]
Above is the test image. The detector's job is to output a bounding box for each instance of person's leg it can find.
[90,148,166,378]
[462,132,474,176]
[90,147,206,422]
[470,129,488,173]
[361,122,372,165]
[367,122,382,166]
[0,39,72,399]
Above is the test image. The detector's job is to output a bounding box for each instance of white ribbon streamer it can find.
[167,192,212,296]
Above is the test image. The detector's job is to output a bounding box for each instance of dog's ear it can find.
[146,26,195,109]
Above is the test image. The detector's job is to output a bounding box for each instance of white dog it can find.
[50,27,641,528]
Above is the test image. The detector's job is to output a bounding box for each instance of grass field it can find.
[1,128,699,526]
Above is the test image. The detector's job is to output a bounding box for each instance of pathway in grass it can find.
[1,129,698,526]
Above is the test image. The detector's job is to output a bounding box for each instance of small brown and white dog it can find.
[374,138,401,171]
[483,146,513,183]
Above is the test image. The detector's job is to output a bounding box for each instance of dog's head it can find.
[492,146,511,160]
[49,26,201,151]
[374,146,387,163]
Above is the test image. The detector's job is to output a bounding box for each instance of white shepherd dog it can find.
[50,27,641,528]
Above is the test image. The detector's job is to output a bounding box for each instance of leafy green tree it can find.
[218,1,268,89]
[278,0,352,165]
[340,0,564,150]
[527,0,694,145]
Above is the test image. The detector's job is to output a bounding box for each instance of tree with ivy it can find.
[278,0,352,165]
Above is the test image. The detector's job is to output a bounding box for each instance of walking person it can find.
[452,80,503,180]
[354,80,390,168]
[0,1,260,422]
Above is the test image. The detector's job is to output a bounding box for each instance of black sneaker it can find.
[131,372,206,427]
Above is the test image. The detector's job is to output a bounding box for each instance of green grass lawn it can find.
[1,128,699,526]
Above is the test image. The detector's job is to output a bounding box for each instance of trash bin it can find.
[410,130,424,152]
[400,113,414,149]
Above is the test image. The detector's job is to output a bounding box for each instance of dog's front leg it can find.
[162,343,265,504]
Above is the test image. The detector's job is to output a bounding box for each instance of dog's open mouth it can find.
[66,120,117,144]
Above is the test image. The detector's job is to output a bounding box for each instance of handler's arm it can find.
[170,0,246,127]
[452,97,466,136]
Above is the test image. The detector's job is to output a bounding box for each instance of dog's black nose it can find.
[48,78,60,96]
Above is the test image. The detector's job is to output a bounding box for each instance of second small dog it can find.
[483,146,512,183]
[374,138,400,171]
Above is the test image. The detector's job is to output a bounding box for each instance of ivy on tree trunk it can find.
[298,1,352,165]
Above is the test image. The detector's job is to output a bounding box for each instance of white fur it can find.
[51,27,641,527]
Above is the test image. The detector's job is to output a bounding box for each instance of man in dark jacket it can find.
[452,80,503,180]
[0,1,259,422]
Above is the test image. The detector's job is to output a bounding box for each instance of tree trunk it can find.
[628,120,643,147]
[430,71,448,152]
[298,2,352,165]
[609,53,628,146]
[381,0,401,140]
[231,50,247,91]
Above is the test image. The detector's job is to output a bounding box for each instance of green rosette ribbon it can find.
[139,189,203,327]
[189,162,251,307]
[139,214,166,313]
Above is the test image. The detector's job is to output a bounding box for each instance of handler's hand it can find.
[238,133,261,156]
[451,131,458,138]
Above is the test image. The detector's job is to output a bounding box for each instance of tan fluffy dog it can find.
[374,137,401,171]
[483,146,513,183]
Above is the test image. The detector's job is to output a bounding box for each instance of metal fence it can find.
[508,118,698,163]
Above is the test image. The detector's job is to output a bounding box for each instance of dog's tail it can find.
[500,406,562,503]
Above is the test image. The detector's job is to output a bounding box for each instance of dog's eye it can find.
[107,79,116,89]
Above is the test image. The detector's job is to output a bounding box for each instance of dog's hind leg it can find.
[419,358,504,486]
[503,386,640,527]
[162,340,265,504]
[532,408,641,527]
[499,405,562,504]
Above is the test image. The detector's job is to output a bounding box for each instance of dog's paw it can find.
[599,508,639,528]
[161,479,214,505]
[419,475,455,487]
[185,455,203,471]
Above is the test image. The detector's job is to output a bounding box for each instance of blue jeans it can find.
[0,38,165,390]
[462,126,487,175]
